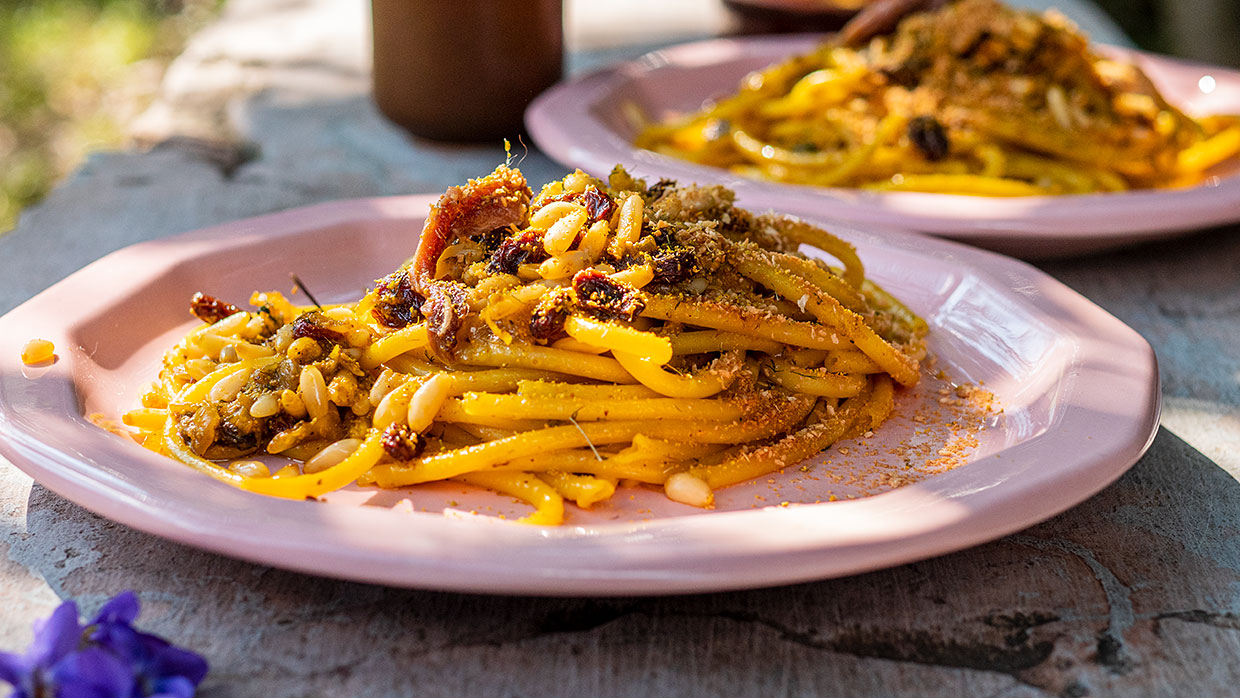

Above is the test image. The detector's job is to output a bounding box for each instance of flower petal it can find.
[0,650,31,687]
[148,675,197,698]
[50,647,135,698]
[28,601,81,667]
[91,622,145,667]
[148,642,209,685]
[92,591,140,626]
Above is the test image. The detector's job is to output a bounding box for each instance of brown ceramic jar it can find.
[371,0,564,142]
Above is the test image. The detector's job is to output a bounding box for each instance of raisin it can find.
[537,185,614,224]
[370,271,423,328]
[529,299,570,342]
[648,221,676,248]
[291,311,345,344]
[610,254,638,271]
[190,292,242,325]
[651,249,697,284]
[572,269,645,322]
[213,420,258,453]
[262,412,298,440]
[577,186,617,224]
[487,229,547,275]
[423,282,469,359]
[481,226,511,253]
[908,116,950,161]
[381,423,422,461]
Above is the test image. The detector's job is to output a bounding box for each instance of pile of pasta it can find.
[636,0,1240,195]
[124,164,926,525]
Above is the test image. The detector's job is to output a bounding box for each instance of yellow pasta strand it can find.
[613,350,740,399]
[455,471,565,525]
[564,315,673,365]
[458,392,747,422]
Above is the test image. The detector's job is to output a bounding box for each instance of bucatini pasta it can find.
[125,164,927,524]
[635,0,1240,195]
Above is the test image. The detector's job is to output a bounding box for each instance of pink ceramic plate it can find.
[0,197,1158,595]
[527,35,1240,258]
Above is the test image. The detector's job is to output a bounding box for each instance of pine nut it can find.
[208,369,250,402]
[230,460,270,478]
[270,325,294,353]
[373,379,414,430]
[218,345,239,363]
[664,473,714,508]
[213,312,249,335]
[608,194,643,257]
[407,373,454,433]
[249,392,281,418]
[563,170,591,193]
[287,336,321,363]
[539,204,588,256]
[280,389,307,418]
[184,358,217,381]
[580,220,610,260]
[298,366,329,419]
[303,438,362,474]
[368,368,399,405]
[610,264,654,288]
[242,315,268,339]
[267,429,302,454]
[235,342,275,360]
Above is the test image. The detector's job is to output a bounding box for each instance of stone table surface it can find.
[2,1,1239,696]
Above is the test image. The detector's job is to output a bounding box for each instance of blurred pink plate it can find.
[527,35,1240,258]
[0,197,1158,595]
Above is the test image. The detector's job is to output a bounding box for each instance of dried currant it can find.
[487,229,547,275]
[576,186,617,224]
[190,292,242,325]
[291,311,345,344]
[529,294,571,341]
[423,282,469,359]
[381,423,422,461]
[370,270,423,328]
[908,115,950,161]
[651,249,698,284]
[572,269,645,322]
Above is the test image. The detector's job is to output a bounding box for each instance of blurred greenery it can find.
[0,0,219,232]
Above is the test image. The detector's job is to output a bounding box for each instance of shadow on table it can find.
[17,426,1240,696]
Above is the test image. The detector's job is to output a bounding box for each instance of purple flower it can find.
[0,592,207,698]
[0,600,83,698]
[87,595,208,698]
[48,648,135,698]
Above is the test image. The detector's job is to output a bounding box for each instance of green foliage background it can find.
[0,0,218,232]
